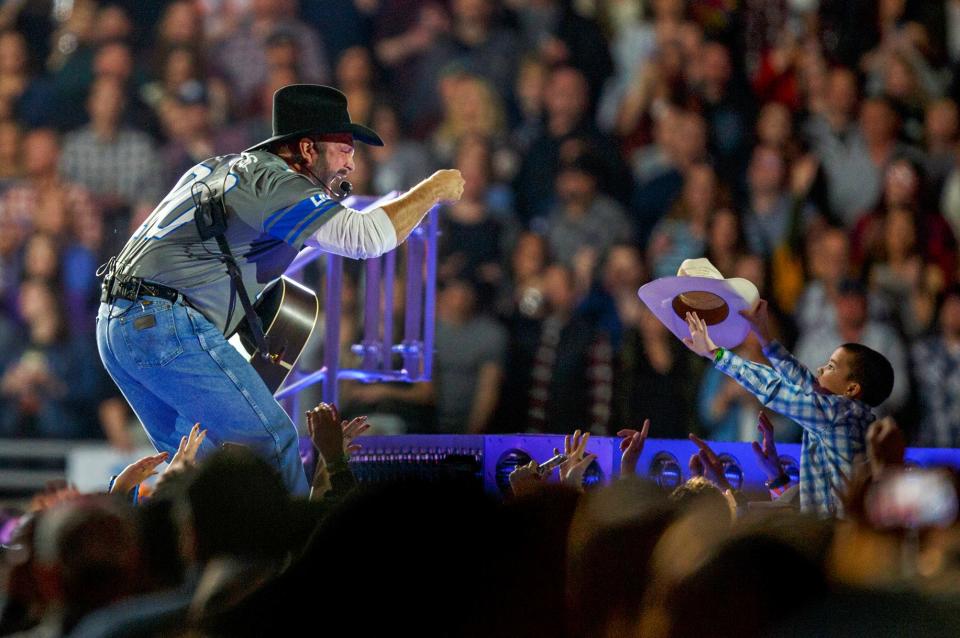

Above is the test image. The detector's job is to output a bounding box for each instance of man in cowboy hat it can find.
[96,85,464,494]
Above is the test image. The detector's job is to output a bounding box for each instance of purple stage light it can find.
[342,435,960,498]
[276,194,441,406]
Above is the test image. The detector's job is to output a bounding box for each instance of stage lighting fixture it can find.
[779,455,800,483]
[717,453,743,491]
[494,449,533,495]
[583,458,605,487]
[649,451,683,489]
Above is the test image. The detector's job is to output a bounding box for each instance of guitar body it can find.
[230,276,319,394]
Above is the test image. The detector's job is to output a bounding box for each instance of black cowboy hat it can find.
[245,84,383,152]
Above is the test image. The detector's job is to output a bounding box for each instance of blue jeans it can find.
[96,295,309,495]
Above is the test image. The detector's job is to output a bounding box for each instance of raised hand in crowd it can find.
[307,403,344,466]
[867,417,906,478]
[555,430,597,492]
[342,414,370,457]
[27,479,81,513]
[306,403,368,501]
[110,452,169,497]
[1,354,64,399]
[166,422,207,474]
[508,460,545,498]
[688,433,733,493]
[306,403,344,500]
[152,423,206,494]
[617,418,650,478]
[306,402,369,464]
[751,412,786,483]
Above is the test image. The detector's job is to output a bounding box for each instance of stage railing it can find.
[343,434,960,498]
[0,436,957,505]
[276,194,439,415]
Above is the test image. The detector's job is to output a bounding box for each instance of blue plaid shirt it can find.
[715,341,873,516]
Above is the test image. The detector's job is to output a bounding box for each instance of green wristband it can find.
[713,347,726,363]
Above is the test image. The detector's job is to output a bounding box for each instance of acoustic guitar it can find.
[228,276,319,393]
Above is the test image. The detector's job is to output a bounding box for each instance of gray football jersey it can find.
[115,151,344,335]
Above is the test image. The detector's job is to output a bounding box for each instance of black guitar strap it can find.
[216,235,275,361]
[192,165,274,361]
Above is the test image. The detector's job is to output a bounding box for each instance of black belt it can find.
[101,276,182,305]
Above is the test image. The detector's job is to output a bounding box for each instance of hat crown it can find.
[677,258,723,279]
[272,84,350,138]
[243,83,383,152]
[637,257,760,349]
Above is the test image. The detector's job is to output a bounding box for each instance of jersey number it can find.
[133,163,237,240]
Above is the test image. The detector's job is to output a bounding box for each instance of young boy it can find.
[683,300,894,516]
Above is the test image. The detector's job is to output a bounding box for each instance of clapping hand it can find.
[688,434,733,492]
[555,430,597,491]
[342,414,370,456]
[307,403,344,465]
[111,452,169,496]
[307,402,369,464]
[751,412,785,482]
[617,419,650,478]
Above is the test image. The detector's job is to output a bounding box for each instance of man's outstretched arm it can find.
[379,169,464,243]
[274,169,465,260]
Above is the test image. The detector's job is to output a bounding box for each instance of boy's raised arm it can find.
[739,300,819,391]
[684,311,839,434]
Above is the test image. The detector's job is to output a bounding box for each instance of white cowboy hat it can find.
[637,258,760,349]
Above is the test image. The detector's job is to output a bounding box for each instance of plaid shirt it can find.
[715,341,873,516]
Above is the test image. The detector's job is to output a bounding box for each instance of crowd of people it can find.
[1,401,959,637]
[4,0,960,449]
[5,1,960,635]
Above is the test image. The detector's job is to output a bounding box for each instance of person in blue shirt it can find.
[683,299,894,517]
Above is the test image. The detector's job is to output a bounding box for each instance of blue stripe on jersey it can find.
[285,199,341,244]
[264,196,316,231]
[263,191,334,229]
[265,197,339,244]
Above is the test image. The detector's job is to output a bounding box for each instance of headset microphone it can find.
[296,142,353,200]
[297,158,352,200]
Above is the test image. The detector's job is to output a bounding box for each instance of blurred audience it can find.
[59,76,162,210]
[434,278,507,433]
[0,0,958,493]
[2,4,960,636]
[913,285,960,447]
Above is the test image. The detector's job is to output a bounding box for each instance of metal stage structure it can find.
[346,434,960,498]
[274,193,439,415]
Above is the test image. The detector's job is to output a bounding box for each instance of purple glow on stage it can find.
[276,194,441,406]
[343,434,960,497]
